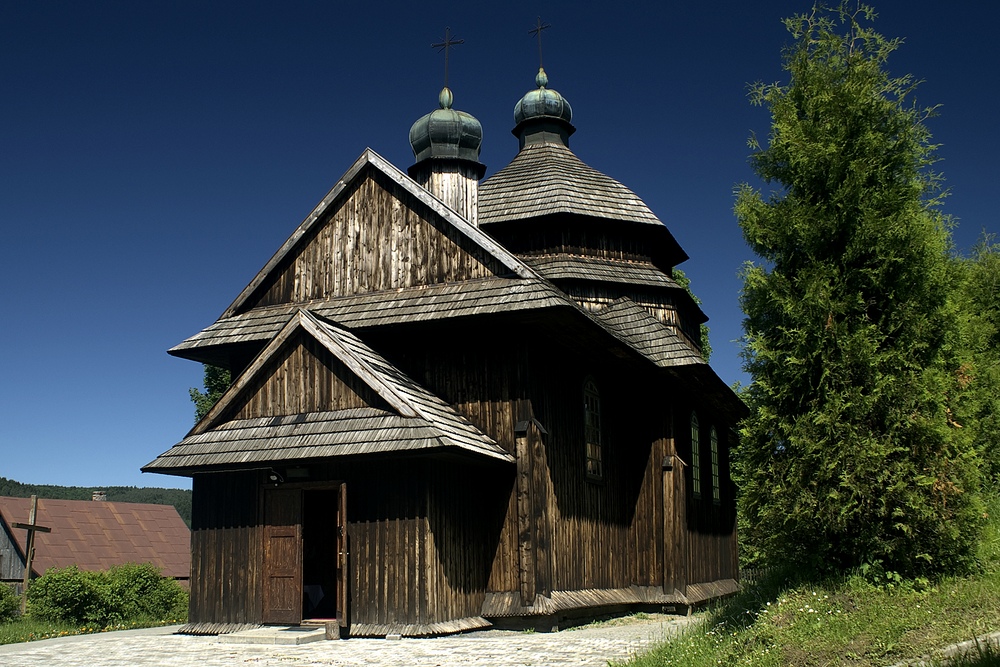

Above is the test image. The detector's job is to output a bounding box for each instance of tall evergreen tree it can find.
[953,235,1000,483]
[734,2,982,575]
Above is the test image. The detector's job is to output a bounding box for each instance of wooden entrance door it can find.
[263,487,303,624]
[335,484,347,628]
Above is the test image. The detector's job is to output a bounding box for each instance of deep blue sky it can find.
[2,2,997,490]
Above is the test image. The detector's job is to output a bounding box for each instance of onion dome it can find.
[514,68,573,125]
[512,68,575,147]
[408,87,484,163]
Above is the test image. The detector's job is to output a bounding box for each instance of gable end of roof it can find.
[221,149,538,319]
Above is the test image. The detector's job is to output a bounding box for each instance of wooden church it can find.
[144,67,746,636]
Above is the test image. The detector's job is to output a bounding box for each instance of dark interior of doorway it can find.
[302,488,339,621]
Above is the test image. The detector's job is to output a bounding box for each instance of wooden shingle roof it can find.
[146,310,512,474]
[585,298,747,422]
[169,277,569,361]
[592,298,705,368]
[142,409,499,474]
[524,254,682,289]
[478,141,664,226]
[0,496,190,579]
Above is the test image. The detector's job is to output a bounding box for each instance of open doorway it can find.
[262,483,347,627]
[302,488,340,621]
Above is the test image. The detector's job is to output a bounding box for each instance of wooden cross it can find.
[431,27,464,88]
[12,495,51,614]
[529,17,551,67]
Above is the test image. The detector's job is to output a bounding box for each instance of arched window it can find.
[710,426,720,503]
[690,411,701,498]
[584,378,603,480]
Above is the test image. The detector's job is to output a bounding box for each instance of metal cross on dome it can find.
[432,27,464,88]
[529,16,551,68]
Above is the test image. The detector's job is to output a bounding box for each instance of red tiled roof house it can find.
[0,496,190,585]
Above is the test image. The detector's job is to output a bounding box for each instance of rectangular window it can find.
[690,412,701,498]
[584,379,603,480]
[711,426,720,503]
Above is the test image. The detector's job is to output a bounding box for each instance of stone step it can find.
[217,626,327,645]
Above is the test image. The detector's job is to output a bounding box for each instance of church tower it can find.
[408,87,486,225]
[479,68,708,355]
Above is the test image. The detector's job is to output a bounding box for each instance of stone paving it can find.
[0,614,699,667]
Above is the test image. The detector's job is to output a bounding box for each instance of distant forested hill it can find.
[0,477,192,526]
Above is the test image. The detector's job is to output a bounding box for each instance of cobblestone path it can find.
[0,614,698,667]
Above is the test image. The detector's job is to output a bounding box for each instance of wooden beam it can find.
[515,429,535,606]
[17,496,51,614]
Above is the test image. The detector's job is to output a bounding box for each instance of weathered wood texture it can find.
[524,255,680,289]
[169,278,568,363]
[594,299,705,368]
[230,331,382,420]
[147,316,510,473]
[492,223,668,263]
[392,329,737,611]
[0,520,25,582]
[188,472,263,625]
[262,487,302,624]
[182,315,738,628]
[519,377,736,598]
[478,142,663,226]
[248,169,505,311]
[316,459,504,628]
[520,354,655,594]
[409,162,480,226]
[187,460,505,631]
[678,418,739,586]
[564,285,704,352]
[479,218,704,353]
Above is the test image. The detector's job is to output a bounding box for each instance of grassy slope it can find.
[623,496,1000,667]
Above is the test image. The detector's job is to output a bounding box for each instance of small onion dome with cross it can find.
[408,87,485,173]
[407,86,485,225]
[512,68,576,148]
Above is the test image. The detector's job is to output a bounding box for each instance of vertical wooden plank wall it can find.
[676,404,739,587]
[184,325,739,627]
[248,169,504,311]
[410,162,480,226]
[189,472,262,625]
[223,333,382,422]
[424,462,503,622]
[406,331,740,605]
[532,369,653,593]
[0,522,26,582]
[403,339,526,599]
[338,459,505,627]
[343,462,426,627]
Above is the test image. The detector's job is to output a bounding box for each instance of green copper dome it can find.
[513,68,573,126]
[409,87,484,163]
[512,68,575,148]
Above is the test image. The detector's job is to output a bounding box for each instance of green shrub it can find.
[0,584,19,623]
[27,563,187,626]
[26,566,105,625]
[104,563,186,623]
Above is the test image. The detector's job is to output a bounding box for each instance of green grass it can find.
[0,617,185,646]
[619,496,1000,667]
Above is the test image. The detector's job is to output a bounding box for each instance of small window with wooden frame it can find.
[710,425,721,504]
[690,411,701,499]
[583,378,603,481]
